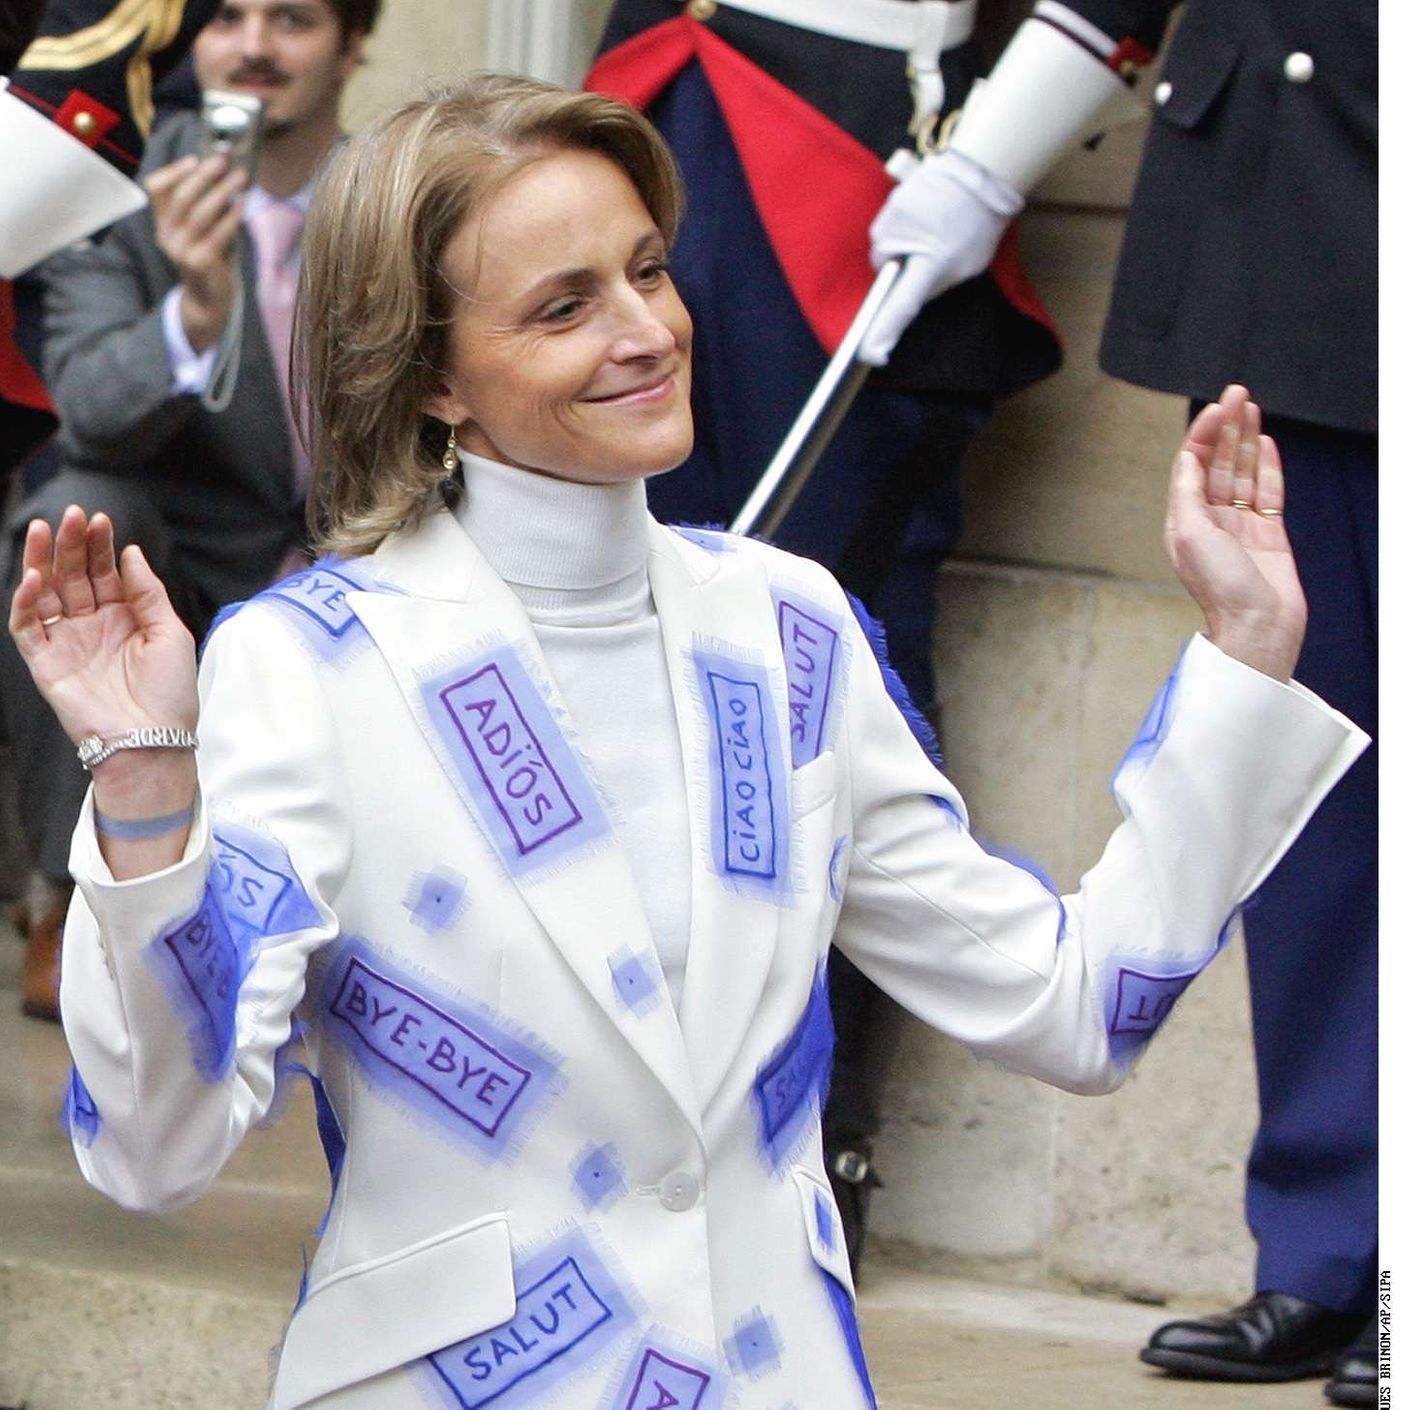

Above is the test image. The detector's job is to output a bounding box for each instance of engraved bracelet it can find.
[76,726,199,772]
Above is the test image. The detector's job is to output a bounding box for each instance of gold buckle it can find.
[912,106,961,157]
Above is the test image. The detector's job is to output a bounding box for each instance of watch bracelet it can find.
[76,726,199,771]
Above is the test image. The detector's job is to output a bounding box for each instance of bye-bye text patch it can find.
[326,944,559,1156]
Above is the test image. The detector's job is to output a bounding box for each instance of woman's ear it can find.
[422,378,469,429]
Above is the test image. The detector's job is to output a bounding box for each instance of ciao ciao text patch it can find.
[693,647,790,903]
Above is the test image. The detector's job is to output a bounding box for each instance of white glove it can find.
[859,149,1023,367]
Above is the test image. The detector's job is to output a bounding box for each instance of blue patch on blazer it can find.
[605,1333,721,1410]
[60,1065,100,1148]
[404,867,470,935]
[150,891,251,1080]
[609,948,664,1016]
[325,943,559,1157]
[308,1068,346,1238]
[614,1346,714,1410]
[821,1271,878,1410]
[845,592,942,767]
[694,649,789,900]
[668,522,736,554]
[428,1230,635,1408]
[423,648,610,878]
[211,822,322,943]
[249,557,381,663]
[266,562,361,636]
[279,1062,347,1289]
[1104,930,1228,1070]
[571,1142,629,1212]
[754,972,835,1169]
[202,559,384,665]
[1113,656,1184,785]
[814,1188,837,1254]
[150,823,318,1071]
[724,1310,783,1378]
[147,823,318,1080]
[774,594,841,767]
[827,836,848,904]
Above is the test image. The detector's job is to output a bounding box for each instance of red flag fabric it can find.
[0,278,53,413]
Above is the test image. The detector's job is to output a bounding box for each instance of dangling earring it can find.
[442,426,459,472]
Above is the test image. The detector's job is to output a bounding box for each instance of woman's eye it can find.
[635,259,669,285]
[539,297,585,324]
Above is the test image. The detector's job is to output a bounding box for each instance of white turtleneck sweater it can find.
[454,452,694,1009]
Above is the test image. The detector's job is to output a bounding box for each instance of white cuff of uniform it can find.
[947,16,1129,194]
[161,286,217,396]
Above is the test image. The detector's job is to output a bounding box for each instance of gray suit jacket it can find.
[37,111,305,622]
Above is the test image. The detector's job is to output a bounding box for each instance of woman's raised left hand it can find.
[1164,384,1306,681]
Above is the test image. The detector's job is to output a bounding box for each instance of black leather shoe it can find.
[1140,1293,1365,1382]
[1324,1319,1376,1406]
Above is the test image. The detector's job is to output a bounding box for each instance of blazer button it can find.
[1153,80,1172,106]
[1283,51,1315,83]
[659,1171,701,1212]
[686,0,718,18]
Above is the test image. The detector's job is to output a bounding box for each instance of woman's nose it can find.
[612,291,676,360]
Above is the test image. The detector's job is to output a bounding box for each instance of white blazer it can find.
[59,509,1366,1410]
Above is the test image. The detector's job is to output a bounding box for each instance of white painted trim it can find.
[484,0,598,87]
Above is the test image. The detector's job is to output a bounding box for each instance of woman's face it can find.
[426,147,694,485]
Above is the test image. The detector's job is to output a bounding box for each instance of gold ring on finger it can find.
[40,613,63,627]
[1231,498,1253,510]
[1256,506,1283,518]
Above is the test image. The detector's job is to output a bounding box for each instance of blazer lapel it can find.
[348,510,703,1142]
[647,525,794,1113]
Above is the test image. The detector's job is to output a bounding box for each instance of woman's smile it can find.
[581,368,680,406]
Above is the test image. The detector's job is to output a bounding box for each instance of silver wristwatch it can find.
[76,726,199,771]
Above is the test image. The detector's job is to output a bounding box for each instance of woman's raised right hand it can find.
[8,506,198,747]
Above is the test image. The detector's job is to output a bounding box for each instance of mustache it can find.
[227,62,289,85]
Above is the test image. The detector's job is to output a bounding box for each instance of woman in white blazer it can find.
[8,76,1366,1410]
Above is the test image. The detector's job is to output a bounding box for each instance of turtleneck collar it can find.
[452,449,653,626]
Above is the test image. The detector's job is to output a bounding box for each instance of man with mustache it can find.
[0,0,379,1021]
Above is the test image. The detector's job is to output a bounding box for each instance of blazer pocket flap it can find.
[792,1166,855,1299]
[1153,31,1239,131]
[270,1212,514,1410]
[792,753,838,818]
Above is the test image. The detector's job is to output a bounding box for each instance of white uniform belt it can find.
[693,0,977,57]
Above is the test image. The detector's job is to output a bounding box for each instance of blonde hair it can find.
[294,74,684,558]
